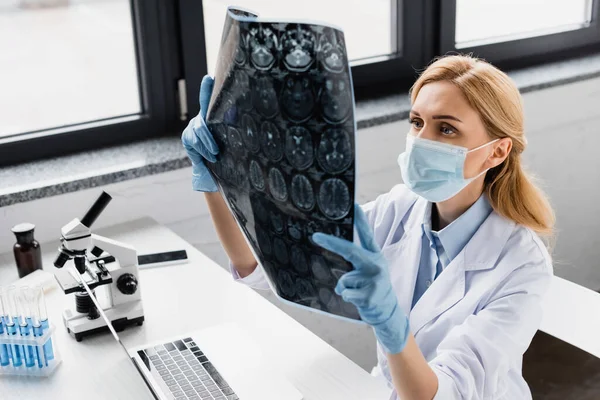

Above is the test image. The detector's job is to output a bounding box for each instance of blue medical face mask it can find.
[397,135,499,202]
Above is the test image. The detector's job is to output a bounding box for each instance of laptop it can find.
[79,278,303,400]
[127,323,304,400]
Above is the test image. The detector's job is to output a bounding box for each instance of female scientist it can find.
[182,54,554,399]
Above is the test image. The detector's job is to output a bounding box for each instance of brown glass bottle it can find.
[12,223,43,278]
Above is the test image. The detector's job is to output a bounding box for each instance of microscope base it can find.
[63,301,144,342]
[68,316,144,342]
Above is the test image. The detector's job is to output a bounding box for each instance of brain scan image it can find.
[235,32,248,66]
[227,126,245,157]
[220,154,236,184]
[285,126,313,170]
[221,96,238,126]
[317,129,353,174]
[306,220,325,245]
[252,76,279,118]
[318,29,346,73]
[290,245,309,275]
[318,178,351,220]
[280,76,315,123]
[330,224,348,239]
[233,70,252,111]
[273,236,289,265]
[214,124,229,146]
[281,25,316,72]
[248,24,278,70]
[311,255,334,285]
[249,160,265,191]
[256,226,272,256]
[270,210,284,233]
[319,287,340,312]
[261,121,284,162]
[251,194,269,225]
[330,267,348,280]
[260,261,276,277]
[268,167,288,202]
[291,174,315,211]
[241,114,260,153]
[320,77,352,124]
[287,217,303,241]
[235,162,248,189]
[295,278,316,301]
[205,13,357,320]
[278,269,296,298]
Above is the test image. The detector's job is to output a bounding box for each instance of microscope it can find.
[53,191,144,341]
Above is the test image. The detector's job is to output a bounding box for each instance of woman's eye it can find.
[441,125,455,135]
[409,118,423,129]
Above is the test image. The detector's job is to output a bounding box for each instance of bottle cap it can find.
[11,223,35,234]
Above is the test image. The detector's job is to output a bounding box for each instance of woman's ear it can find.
[487,137,512,168]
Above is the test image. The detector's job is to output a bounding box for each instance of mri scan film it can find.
[206,8,359,321]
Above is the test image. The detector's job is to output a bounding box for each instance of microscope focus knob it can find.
[117,273,138,295]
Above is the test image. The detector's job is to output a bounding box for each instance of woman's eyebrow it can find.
[409,110,463,123]
[432,114,462,123]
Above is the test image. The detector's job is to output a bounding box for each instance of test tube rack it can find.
[0,323,61,377]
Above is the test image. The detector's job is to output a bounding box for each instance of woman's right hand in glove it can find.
[181,75,220,192]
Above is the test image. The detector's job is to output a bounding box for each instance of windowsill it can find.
[2,52,600,207]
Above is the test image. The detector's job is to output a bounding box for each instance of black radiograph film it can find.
[206,8,360,321]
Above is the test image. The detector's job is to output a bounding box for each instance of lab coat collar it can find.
[405,197,515,271]
[404,197,516,335]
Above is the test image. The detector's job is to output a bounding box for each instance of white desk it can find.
[540,275,600,359]
[0,218,392,400]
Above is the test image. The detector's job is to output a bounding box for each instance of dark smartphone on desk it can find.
[137,250,188,269]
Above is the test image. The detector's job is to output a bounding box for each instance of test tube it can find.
[0,287,10,366]
[17,287,35,367]
[26,287,45,368]
[4,286,23,366]
[37,286,54,362]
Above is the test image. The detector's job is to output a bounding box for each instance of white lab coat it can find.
[232,184,553,399]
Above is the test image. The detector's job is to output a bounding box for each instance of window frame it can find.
[0,0,183,167]
[439,0,600,69]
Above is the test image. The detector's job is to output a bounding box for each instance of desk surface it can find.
[540,275,600,359]
[0,217,391,400]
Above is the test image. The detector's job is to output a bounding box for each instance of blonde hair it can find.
[410,54,555,235]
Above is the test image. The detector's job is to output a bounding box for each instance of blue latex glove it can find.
[312,204,410,354]
[182,75,219,192]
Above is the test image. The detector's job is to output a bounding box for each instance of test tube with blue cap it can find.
[26,286,45,368]
[0,287,10,366]
[16,287,36,368]
[36,286,54,362]
[3,286,23,366]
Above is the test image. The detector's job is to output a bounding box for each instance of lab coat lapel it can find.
[389,198,427,321]
[408,210,516,335]
[409,252,466,335]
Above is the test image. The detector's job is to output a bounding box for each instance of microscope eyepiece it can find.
[81,191,112,228]
[54,249,71,269]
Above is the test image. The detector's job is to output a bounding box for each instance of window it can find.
[455,0,594,47]
[2,0,599,166]
[202,0,396,77]
[441,0,600,67]
[183,0,428,102]
[0,0,182,166]
[1,0,140,137]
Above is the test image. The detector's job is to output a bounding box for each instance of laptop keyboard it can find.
[139,337,239,400]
